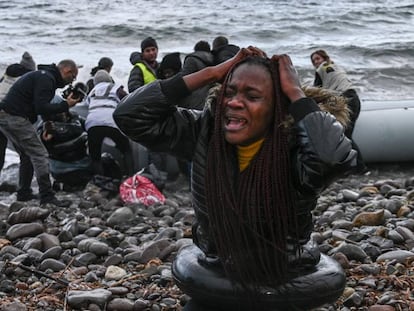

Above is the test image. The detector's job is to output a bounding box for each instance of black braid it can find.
[205,56,299,290]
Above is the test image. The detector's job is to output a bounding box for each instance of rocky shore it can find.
[1,160,414,311]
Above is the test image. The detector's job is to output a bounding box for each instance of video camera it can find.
[62,82,88,101]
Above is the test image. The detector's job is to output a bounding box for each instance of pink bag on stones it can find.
[119,173,165,206]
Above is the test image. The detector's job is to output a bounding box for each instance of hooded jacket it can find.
[212,44,240,65]
[113,76,356,259]
[127,52,159,93]
[0,64,69,123]
[0,64,33,101]
[181,51,214,76]
[179,51,215,110]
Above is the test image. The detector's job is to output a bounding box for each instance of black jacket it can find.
[181,51,214,76]
[114,76,357,257]
[38,112,88,162]
[212,44,240,65]
[180,51,215,110]
[5,63,32,78]
[0,64,69,123]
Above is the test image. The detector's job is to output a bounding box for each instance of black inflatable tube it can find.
[172,244,346,310]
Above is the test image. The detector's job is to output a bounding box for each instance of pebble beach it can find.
[1,159,414,310]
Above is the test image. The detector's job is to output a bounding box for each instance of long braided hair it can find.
[205,56,299,288]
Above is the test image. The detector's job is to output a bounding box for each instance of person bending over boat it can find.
[113,47,357,310]
[311,49,367,173]
[85,70,133,177]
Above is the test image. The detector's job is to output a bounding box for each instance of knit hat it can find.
[93,69,112,85]
[141,37,158,52]
[20,51,36,71]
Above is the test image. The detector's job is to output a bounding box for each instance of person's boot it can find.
[40,196,71,208]
[16,192,39,202]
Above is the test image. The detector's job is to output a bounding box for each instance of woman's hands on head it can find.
[215,46,267,82]
[271,54,305,103]
[218,49,305,103]
[183,46,267,92]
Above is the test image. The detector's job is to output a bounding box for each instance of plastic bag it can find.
[119,172,165,206]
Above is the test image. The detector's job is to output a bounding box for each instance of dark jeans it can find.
[0,131,7,171]
[87,126,134,176]
[0,111,54,201]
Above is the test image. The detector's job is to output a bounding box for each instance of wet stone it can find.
[107,298,134,311]
[39,258,66,272]
[67,288,112,308]
[6,223,44,241]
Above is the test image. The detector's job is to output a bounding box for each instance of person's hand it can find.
[215,46,267,81]
[183,46,267,92]
[42,131,53,141]
[271,54,305,103]
[66,92,81,107]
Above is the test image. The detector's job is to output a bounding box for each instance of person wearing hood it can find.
[180,41,215,110]
[127,36,159,93]
[157,52,182,80]
[0,51,37,176]
[0,59,81,206]
[0,52,36,101]
[211,35,240,65]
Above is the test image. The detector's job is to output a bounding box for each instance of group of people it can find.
[0,36,365,204]
[0,37,365,309]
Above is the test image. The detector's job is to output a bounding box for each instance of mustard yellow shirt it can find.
[237,138,264,172]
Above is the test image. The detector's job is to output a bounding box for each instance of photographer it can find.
[0,59,82,206]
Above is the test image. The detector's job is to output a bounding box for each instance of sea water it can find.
[0,0,413,100]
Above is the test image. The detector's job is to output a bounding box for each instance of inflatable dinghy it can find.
[353,99,414,163]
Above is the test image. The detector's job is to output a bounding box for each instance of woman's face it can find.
[223,63,274,146]
[311,53,325,68]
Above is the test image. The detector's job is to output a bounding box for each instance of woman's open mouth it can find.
[224,116,247,131]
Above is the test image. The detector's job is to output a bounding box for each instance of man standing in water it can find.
[0,59,81,206]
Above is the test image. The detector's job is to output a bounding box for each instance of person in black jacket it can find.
[38,109,92,191]
[180,40,215,110]
[0,59,81,206]
[211,35,240,65]
[114,47,357,310]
